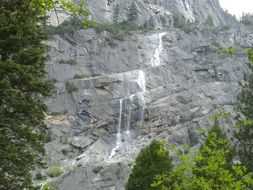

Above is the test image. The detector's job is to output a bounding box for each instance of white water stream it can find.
[137,70,147,125]
[151,32,166,67]
[126,108,132,150]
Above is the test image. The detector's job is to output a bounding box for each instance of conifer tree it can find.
[0,1,51,189]
[113,4,120,24]
[0,0,89,189]
[236,49,253,171]
[126,140,173,190]
[206,15,214,26]
[148,17,155,29]
[127,2,138,23]
[143,20,148,29]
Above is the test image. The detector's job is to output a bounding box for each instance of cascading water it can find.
[108,98,123,159]
[125,108,132,150]
[137,70,146,93]
[151,32,167,67]
[108,70,148,159]
[137,70,148,125]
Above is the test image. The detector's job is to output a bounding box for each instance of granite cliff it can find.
[38,0,253,189]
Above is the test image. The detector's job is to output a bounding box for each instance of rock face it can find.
[86,0,231,26]
[40,1,253,189]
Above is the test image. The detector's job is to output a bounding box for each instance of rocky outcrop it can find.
[38,1,253,189]
[49,0,231,28]
[86,0,230,26]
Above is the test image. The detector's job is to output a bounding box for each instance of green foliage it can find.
[59,59,77,65]
[0,0,90,189]
[47,166,63,178]
[65,81,78,93]
[28,0,90,17]
[188,128,199,146]
[93,166,103,174]
[148,17,155,29]
[179,113,196,124]
[0,0,52,189]
[43,18,83,36]
[42,184,57,190]
[235,120,253,171]
[152,113,253,190]
[176,96,189,104]
[206,15,214,26]
[73,73,91,79]
[173,15,192,33]
[126,140,173,190]
[127,2,138,23]
[113,4,120,24]
[170,118,178,126]
[246,48,253,63]
[236,49,253,172]
[143,20,148,30]
[61,148,68,155]
[94,21,140,43]
[142,17,155,32]
[34,172,45,180]
[44,129,53,143]
[34,0,96,29]
[218,46,237,55]
[105,37,118,48]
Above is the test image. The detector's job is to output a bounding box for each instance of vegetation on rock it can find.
[47,165,63,178]
[113,4,120,24]
[173,14,192,33]
[206,15,214,26]
[127,2,138,23]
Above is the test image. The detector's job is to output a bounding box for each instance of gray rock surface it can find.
[39,1,253,189]
[86,0,230,26]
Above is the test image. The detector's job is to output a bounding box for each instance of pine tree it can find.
[236,120,253,172]
[127,2,138,23]
[126,140,173,190]
[206,15,214,26]
[0,0,52,189]
[0,0,89,189]
[236,48,253,172]
[113,4,120,24]
[143,20,148,29]
[192,113,238,189]
[148,17,155,29]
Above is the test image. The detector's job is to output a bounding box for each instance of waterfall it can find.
[137,70,148,125]
[107,70,150,160]
[108,99,123,159]
[137,70,146,92]
[151,32,166,67]
[126,108,132,150]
